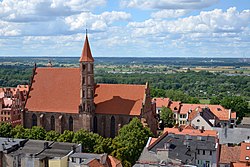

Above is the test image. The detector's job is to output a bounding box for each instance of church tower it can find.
[80,32,95,113]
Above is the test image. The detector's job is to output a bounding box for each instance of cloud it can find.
[151,9,190,19]
[0,21,21,36]
[129,7,250,36]
[0,0,106,22]
[126,7,250,57]
[121,0,219,10]
[65,11,131,32]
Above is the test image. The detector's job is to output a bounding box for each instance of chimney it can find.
[200,126,205,133]
[178,126,182,132]
[71,145,76,153]
[228,109,231,120]
[44,142,49,149]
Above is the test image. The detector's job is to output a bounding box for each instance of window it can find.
[69,116,73,131]
[93,116,97,133]
[246,156,249,160]
[210,151,212,155]
[32,114,37,126]
[203,150,205,155]
[82,64,86,71]
[51,115,55,131]
[180,114,186,118]
[88,89,92,98]
[205,161,210,167]
[197,119,200,122]
[110,116,115,138]
[88,76,91,84]
[83,90,85,98]
[83,77,85,84]
[247,146,250,150]
[198,150,200,155]
[71,157,76,163]
[129,118,132,123]
[88,64,91,72]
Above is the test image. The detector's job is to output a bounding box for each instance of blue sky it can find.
[0,0,249,57]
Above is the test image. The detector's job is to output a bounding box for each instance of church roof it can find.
[26,68,81,113]
[26,68,145,116]
[79,35,94,62]
[95,84,145,116]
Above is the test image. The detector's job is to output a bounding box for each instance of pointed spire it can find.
[79,30,94,62]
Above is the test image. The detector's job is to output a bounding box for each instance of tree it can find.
[27,126,46,140]
[11,125,27,139]
[45,131,60,141]
[220,96,249,119]
[111,118,153,167]
[210,96,221,105]
[160,106,175,128]
[57,130,74,142]
[165,89,199,104]
[72,129,102,153]
[94,137,113,154]
[0,122,12,137]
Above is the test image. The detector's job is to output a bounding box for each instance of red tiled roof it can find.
[148,127,217,150]
[108,155,122,167]
[95,84,145,116]
[153,98,170,108]
[26,68,145,115]
[176,103,236,121]
[163,127,217,137]
[149,137,157,146]
[239,143,250,162]
[87,159,104,167]
[232,162,249,167]
[0,85,29,97]
[79,35,94,62]
[26,68,81,113]
[169,101,181,113]
[180,103,202,114]
[219,145,241,164]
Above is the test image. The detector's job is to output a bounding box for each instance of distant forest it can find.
[0,65,249,102]
[96,71,250,101]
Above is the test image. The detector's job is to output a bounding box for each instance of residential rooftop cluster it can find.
[0,137,121,167]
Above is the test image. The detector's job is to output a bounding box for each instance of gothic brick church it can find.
[23,34,157,137]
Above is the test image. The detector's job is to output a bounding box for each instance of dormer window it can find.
[246,156,249,160]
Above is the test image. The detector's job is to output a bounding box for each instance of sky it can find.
[0,0,250,58]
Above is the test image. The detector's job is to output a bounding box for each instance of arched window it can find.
[129,118,132,123]
[32,114,37,126]
[93,116,97,133]
[51,115,55,130]
[69,116,73,131]
[110,116,115,138]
